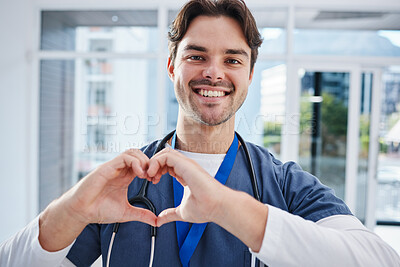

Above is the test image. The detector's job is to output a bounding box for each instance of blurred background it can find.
[1,0,400,261]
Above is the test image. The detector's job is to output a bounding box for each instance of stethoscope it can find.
[106,130,261,267]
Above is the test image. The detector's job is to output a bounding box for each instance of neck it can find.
[175,115,235,154]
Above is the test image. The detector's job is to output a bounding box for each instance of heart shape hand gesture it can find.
[39,147,266,253]
[67,147,225,227]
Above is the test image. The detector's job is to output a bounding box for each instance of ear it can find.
[167,57,175,82]
[248,67,255,84]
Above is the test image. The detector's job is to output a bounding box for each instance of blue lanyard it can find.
[171,132,239,267]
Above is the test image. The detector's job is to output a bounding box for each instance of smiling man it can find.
[171,16,251,128]
[1,0,400,267]
[168,15,252,156]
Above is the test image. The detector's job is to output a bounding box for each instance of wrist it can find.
[61,186,92,226]
[38,192,88,252]
[210,188,268,252]
[210,185,237,225]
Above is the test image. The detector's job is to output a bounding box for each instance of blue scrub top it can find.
[67,140,352,267]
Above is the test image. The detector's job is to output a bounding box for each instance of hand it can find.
[147,147,226,226]
[64,148,156,225]
[39,149,156,252]
[147,147,268,252]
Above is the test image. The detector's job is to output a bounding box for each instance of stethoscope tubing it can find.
[235,133,261,202]
[107,130,261,267]
[112,131,176,236]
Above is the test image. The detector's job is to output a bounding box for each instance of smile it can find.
[195,89,230,98]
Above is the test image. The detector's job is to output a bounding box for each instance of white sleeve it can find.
[0,216,75,267]
[251,205,400,267]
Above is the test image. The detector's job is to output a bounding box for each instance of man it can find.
[1,0,399,266]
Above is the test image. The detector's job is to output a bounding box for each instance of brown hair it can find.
[168,0,263,72]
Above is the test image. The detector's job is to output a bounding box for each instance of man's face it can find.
[168,15,254,126]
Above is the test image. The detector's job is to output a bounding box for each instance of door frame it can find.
[282,62,363,216]
[363,67,382,229]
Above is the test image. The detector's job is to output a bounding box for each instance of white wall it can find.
[0,0,37,242]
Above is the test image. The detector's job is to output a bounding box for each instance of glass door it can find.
[297,70,350,200]
[358,66,400,229]
[376,67,400,224]
[294,65,400,230]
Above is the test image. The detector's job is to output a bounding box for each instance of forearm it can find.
[252,205,400,266]
[212,188,268,252]
[210,187,400,266]
[38,190,88,252]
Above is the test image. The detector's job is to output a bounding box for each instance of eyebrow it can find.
[225,49,249,59]
[183,44,249,59]
[183,44,207,52]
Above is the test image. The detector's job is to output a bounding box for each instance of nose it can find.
[202,60,224,82]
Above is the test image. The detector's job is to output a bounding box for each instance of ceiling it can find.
[42,9,400,30]
[292,9,400,30]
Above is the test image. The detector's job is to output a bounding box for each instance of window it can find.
[376,67,400,223]
[39,10,160,210]
[298,71,350,199]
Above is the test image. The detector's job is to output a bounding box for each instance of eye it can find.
[226,58,240,64]
[188,55,204,61]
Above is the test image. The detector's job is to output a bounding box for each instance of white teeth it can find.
[198,89,225,97]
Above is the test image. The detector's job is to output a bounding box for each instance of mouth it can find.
[193,88,231,98]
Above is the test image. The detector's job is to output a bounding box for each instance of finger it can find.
[125,149,149,171]
[147,148,181,177]
[122,154,147,178]
[156,207,181,227]
[148,151,196,187]
[120,206,157,227]
[93,155,141,183]
[146,152,182,184]
[146,154,164,178]
[107,153,138,171]
[151,146,172,157]
[149,169,186,186]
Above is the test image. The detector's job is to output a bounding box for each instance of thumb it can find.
[121,206,157,227]
[157,207,181,227]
